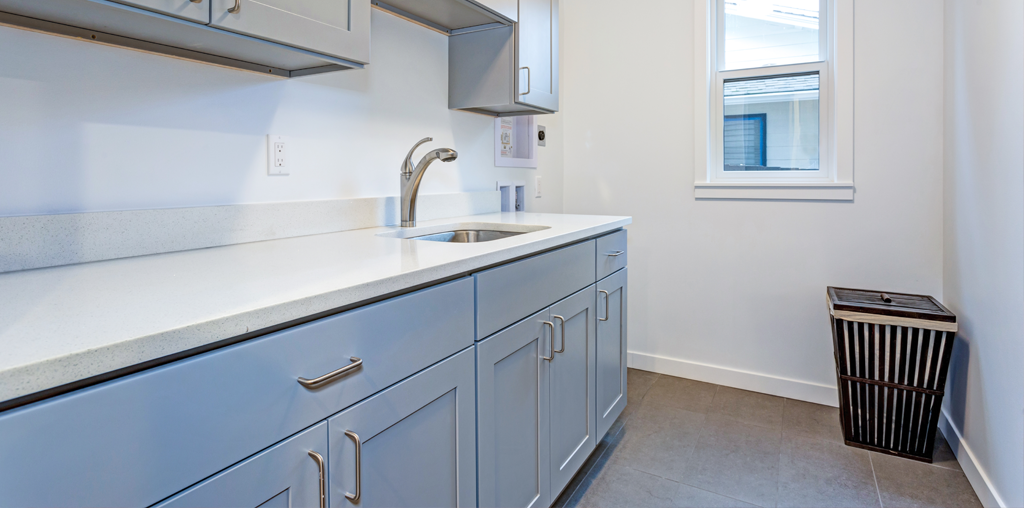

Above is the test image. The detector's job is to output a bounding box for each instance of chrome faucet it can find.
[400,137,458,227]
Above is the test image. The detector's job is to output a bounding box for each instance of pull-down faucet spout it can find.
[400,137,458,227]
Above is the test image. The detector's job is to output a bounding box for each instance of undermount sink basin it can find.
[410,230,525,243]
[375,222,551,243]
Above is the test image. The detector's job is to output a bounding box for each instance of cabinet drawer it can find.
[596,229,627,280]
[0,278,473,508]
[475,240,596,339]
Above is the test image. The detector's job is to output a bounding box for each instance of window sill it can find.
[693,182,854,201]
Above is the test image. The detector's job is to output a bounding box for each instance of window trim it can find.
[694,0,854,201]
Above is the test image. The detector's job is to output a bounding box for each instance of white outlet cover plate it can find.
[267,135,289,175]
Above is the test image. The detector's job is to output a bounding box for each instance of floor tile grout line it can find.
[560,373,653,507]
[673,476,771,508]
[775,400,784,508]
[869,451,884,508]
[638,466,770,508]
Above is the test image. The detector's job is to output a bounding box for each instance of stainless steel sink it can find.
[410,229,525,243]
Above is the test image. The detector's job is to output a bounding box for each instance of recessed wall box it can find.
[494,116,537,168]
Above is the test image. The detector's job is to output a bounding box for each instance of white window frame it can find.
[694,0,854,200]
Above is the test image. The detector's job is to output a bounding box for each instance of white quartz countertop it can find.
[0,212,630,404]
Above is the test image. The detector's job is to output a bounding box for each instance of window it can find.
[694,0,853,200]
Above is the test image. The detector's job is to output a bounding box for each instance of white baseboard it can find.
[938,409,1007,508]
[627,351,839,407]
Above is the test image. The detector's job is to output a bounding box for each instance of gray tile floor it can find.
[554,369,982,508]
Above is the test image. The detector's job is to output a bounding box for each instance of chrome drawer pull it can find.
[541,321,555,361]
[227,0,241,14]
[598,290,610,322]
[297,357,362,389]
[307,451,327,508]
[552,315,566,354]
[344,431,362,502]
[605,250,625,257]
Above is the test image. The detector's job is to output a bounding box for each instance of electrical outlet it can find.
[267,135,289,175]
[535,175,542,198]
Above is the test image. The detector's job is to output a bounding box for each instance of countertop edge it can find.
[0,216,630,407]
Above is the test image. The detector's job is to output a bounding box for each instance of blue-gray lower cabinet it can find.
[154,422,328,508]
[549,286,597,498]
[596,268,628,439]
[0,278,472,508]
[327,347,477,508]
[477,309,552,508]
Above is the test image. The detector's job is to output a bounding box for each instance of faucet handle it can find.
[403,137,433,175]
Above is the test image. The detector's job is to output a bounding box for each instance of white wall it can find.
[562,0,945,404]
[0,10,563,217]
[941,1,1024,506]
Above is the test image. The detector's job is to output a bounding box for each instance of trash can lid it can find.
[827,287,956,323]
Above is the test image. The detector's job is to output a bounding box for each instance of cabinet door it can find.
[328,347,476,508]
[210,0,370,64]
[515,0,559,112]
[110,0,210,23]
[549,285,597,498]
[596,268,628,438]
[477,310,552,508]
[155,422,328,508]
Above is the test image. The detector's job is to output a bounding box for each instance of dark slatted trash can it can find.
[826,287,957,463]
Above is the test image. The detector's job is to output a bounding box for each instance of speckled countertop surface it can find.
[0,212,630,403]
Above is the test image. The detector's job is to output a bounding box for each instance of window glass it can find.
[724,0,820,70]
[723,73,819,171]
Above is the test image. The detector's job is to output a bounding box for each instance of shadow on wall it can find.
[943,334,971,434]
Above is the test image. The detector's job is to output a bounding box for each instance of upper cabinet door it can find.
[596,268,628,439]
[110,0,210,23]
[155,422,328,508]
[209,0,370,64]
[515,0,558,112]
[328,348,477,508]
[548,286,597,498]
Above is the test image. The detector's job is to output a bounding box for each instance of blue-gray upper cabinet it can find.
[155,422,329,508]
[475,240,596,339]
[0,0,366,76]
[548,285,597,498]
[449,0,560,115]
[475,0,517,21]
[0,278,473,508]
[477,309,552,508]
[110,0,209,23]
[596,267,628,438]
[328,347,477,508]
[209,0,370,63]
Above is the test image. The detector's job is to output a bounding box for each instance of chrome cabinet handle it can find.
[307,451,327,508]
[598,290,610,322]
[297,357,362,389]
[552,315,566,354]
[519,66,531,95]
[541,321,555,361]
[605,250,625,257]
[227,0,241,13]
[344,431,362,502]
